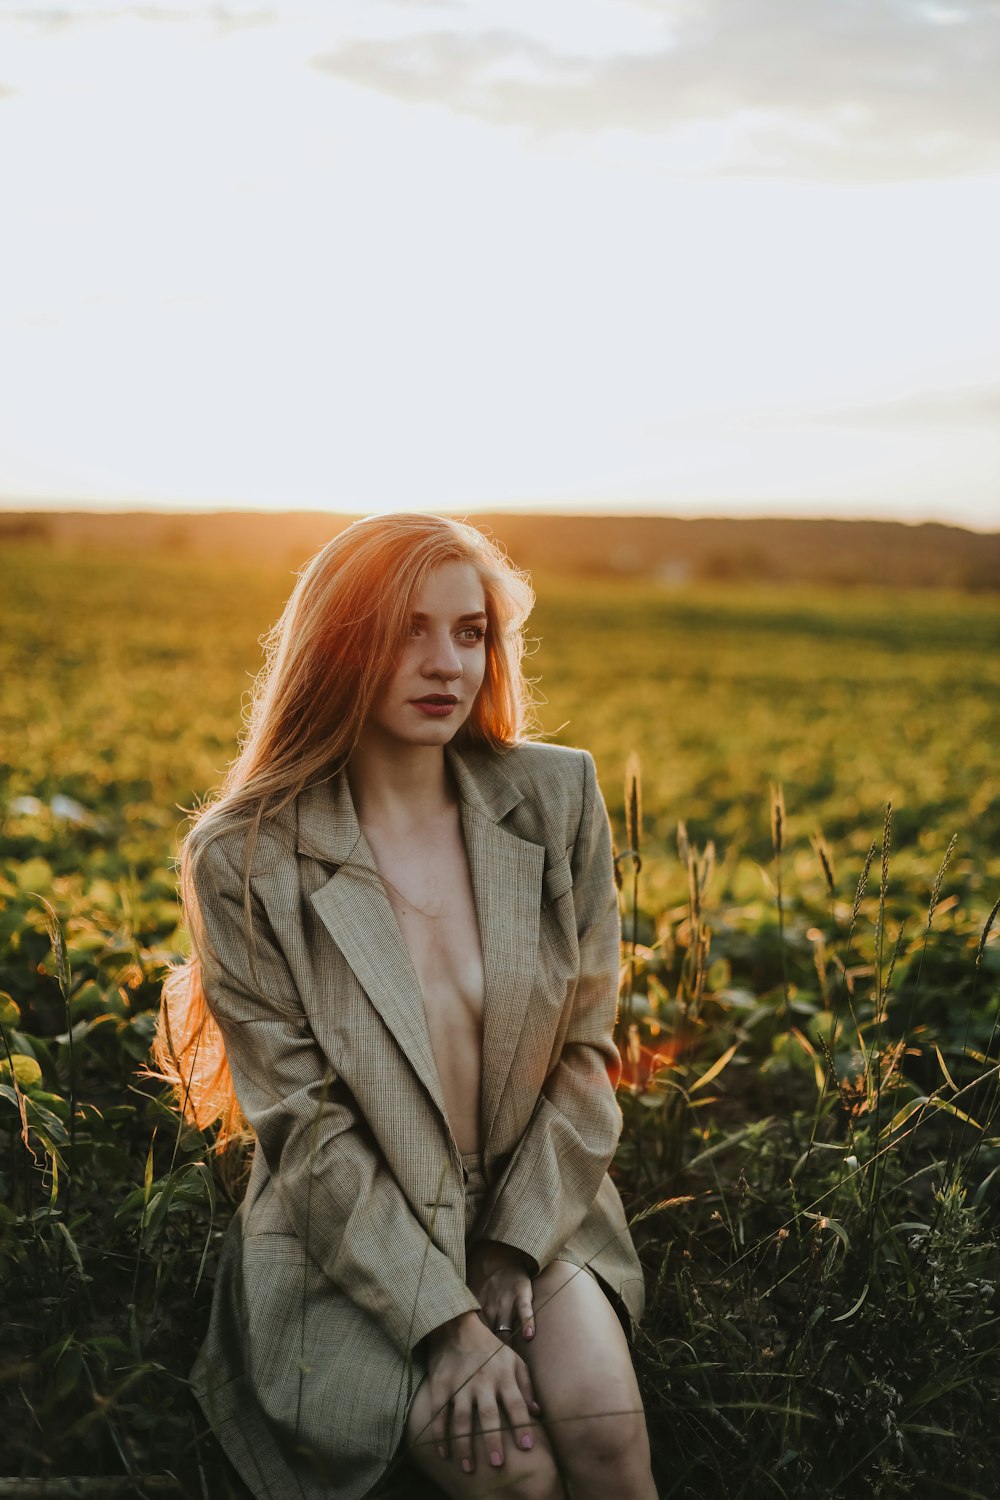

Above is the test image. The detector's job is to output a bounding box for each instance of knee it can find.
[565,1407,651,1479]
[507,1447,565,1500]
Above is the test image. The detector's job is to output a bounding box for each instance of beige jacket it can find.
[189,738,645,1500]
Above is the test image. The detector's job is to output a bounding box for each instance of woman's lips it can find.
[412,697,457,717]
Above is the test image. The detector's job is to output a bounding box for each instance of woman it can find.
[155,513,657,1500]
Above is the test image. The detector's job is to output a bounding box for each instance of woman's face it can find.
[362,559,488,750]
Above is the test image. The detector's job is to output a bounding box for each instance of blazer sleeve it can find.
[476,748,625,1273]
[189,828,481,1354]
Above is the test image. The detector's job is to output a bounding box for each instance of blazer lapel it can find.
[296,744,545,1153]
[444,745,545,1149]
[460,802,544,1149]
[299,771,452,1126]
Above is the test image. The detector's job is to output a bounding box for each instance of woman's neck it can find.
[346,739,457,835]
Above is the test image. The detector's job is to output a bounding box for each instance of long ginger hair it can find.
[152,513,537,1150]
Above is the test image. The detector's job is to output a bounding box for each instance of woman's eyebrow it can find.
[409,610,488,622]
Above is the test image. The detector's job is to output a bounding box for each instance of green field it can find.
[2,543,999,1497]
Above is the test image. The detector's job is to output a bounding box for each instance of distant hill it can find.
[0,509,997,590]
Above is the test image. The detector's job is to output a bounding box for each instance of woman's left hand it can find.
[467,1239,536,1342]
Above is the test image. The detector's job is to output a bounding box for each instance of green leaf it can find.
[973,1163,1000,1207]
[56,1220,87,1279]
[882,1095,927,1136]
[143,1132,156,1201]
[1,1054,42,1088]
[831,1282,869,1323]
[25,1095,68,1144]
[0,1082,30,1146]
[28,1090,69,1120]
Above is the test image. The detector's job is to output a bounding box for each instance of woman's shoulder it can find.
[185,800,298,884]
[498,738,594,792]
[485,740,598,836]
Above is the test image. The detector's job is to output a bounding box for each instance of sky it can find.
[0,0,998,528]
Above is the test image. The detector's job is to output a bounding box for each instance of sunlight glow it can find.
[0,3,997,526]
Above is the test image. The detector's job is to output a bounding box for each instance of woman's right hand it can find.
[424,1310,542,1474]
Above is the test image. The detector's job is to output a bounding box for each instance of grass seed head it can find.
[853,841,878,921]
[611,838,624,892]
[625,752,642,860]
[976,896,1000,971]
[811,831,836,898]
[927,832,958,931]
[769,782,785,856]
[880,801,893,898]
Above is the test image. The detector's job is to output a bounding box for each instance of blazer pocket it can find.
[543,849,574,905]
[244,1229,305,1252]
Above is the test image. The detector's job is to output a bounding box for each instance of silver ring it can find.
[494,1323,513,1334]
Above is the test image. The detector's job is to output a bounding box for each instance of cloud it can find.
[313,0,1000,180]
[817,383,1000,428]
[0,4,274,31]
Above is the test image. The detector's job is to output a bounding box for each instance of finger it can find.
[513,1354,543,1418]
[476,1398,505,1469]
[501,1376,536,1454]
[480,1293,503,1331]
[515,1287,535,1340]
[451,1399,475,1475]
[428,1385,451,1461]
[491,1299,516,1341]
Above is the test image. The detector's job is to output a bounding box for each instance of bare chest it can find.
[361,818,486,1055]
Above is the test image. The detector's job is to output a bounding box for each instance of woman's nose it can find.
[422,633,462,678]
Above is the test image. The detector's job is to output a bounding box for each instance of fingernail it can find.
[490,1450,502,1467]
[520,1434,534,1450]
[462,1459,473,1474]
[531,1400,542,1413]
[525,1324,534,1338]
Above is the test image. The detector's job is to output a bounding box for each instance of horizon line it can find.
[0,498,997,537]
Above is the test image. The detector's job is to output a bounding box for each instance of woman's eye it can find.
[404,622,484,642]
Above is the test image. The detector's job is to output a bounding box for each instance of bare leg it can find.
[402,1371,565,1500]
[515,1262,659,1500]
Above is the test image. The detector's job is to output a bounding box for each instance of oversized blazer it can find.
[187,738,646,1500]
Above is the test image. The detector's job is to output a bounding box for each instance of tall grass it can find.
[614,763,1000,1499]
[1,759,997,1496]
